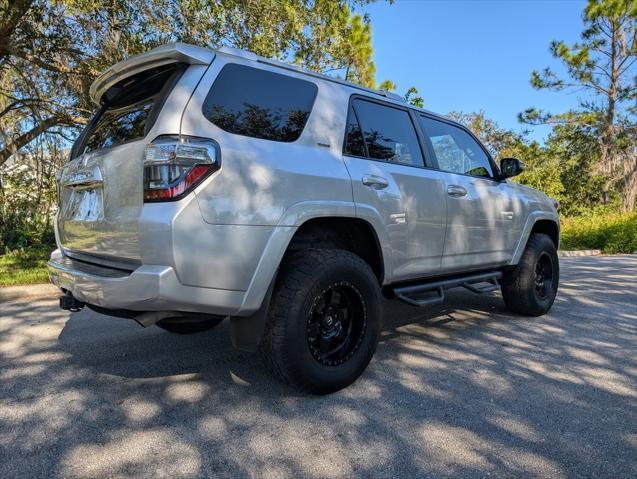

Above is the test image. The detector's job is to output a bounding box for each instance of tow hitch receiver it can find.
[59,291,85,312]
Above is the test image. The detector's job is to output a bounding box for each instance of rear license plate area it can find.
[64,188,104,221]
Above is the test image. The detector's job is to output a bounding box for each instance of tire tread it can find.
[259,248,379,393]
[501,233,559,316]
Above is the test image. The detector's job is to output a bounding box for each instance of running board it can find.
[392,271,502,307]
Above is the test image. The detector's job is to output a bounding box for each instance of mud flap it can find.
[229,272,277,352]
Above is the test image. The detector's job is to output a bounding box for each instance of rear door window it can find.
[202,63,318,142]
[344,98,424,168]
[418,116,494,178]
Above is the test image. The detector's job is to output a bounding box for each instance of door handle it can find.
[447,185,467,197]
[362,175,389,190]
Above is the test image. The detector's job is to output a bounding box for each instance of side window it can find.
[419,116,494,178]
[344,99,424,168]
[202,63,318,142]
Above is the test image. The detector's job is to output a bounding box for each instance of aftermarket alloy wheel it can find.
[306,281,367,367]
[260,249,381,394]
[501,233,559,316]
[533,252,555,299]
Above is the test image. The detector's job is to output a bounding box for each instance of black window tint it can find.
[84,101,153,152]
[202,63,318,142]
[419,116,494,178]
[78,63,184,156]
[344,104,366,157]
[352,99,424,167]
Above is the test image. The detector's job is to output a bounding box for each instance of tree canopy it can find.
[0,0,380,168]
[1,0,636,252]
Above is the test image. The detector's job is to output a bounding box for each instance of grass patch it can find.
[561,212,637,254]
[0,248,51,287]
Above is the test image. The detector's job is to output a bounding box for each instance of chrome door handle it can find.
[362,175,389,190]
[447,185,467,197]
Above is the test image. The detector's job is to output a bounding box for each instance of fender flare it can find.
[229,201,393,350]
[510,212,560,265]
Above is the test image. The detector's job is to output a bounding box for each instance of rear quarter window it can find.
[202,63,318,142]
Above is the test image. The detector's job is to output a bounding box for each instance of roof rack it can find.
[378,91,407,102]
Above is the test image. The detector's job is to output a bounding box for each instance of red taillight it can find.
[143,135,220,202]
[143,164,212,201]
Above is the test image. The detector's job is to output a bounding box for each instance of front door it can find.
[417,115,524,273]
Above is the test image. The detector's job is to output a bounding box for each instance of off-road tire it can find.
[260,249,381,394]
[501,233,559,316]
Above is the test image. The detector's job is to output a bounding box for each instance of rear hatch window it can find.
[201,63,318,142]
[72,63,186,158]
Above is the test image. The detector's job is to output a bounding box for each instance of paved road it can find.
[1,256,636,478]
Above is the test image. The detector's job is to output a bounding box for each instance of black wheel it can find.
[501,233,559,316]
[157,317,224,334]
[260,249,381,394]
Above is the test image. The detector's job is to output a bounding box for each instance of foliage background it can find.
[0,0,636,269]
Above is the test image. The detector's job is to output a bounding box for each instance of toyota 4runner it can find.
[49,43,560,393]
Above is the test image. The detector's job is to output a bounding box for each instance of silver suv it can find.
[49,43,560,393]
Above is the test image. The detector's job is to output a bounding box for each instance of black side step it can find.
[392,271,502,307]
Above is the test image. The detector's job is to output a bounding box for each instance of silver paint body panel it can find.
[49,44,560,317]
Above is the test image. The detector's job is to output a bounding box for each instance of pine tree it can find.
[521,0,637,210]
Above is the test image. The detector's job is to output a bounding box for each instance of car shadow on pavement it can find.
[1,256,636,478]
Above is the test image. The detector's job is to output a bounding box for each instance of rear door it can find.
[343,97,448,281]
[57,59,209,263]
[417,115,524,272]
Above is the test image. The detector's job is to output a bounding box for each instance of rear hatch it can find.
[57,44,213,265]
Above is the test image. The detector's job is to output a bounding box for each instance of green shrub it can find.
[561,212,637,254]
[0,247,51,287]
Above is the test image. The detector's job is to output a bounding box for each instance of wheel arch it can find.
[510,213,560,266]
[530,219,560,249]
[230,212,389,351]
[285,216,386,284]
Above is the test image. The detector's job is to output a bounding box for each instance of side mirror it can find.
[500,157,525,179]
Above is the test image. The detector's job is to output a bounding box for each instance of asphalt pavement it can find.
[1,255,636,478]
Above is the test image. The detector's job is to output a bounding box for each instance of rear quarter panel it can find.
[180,55,353,226]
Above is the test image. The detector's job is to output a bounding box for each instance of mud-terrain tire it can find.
[501,233,559,316]
[260,249,381,394]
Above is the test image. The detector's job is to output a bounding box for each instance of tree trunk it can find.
[600,18,619,205]
[0,117,60,167]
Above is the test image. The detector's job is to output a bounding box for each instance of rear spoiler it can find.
[89,43,215,105]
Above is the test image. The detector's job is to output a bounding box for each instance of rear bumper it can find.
[47,249,245,316]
